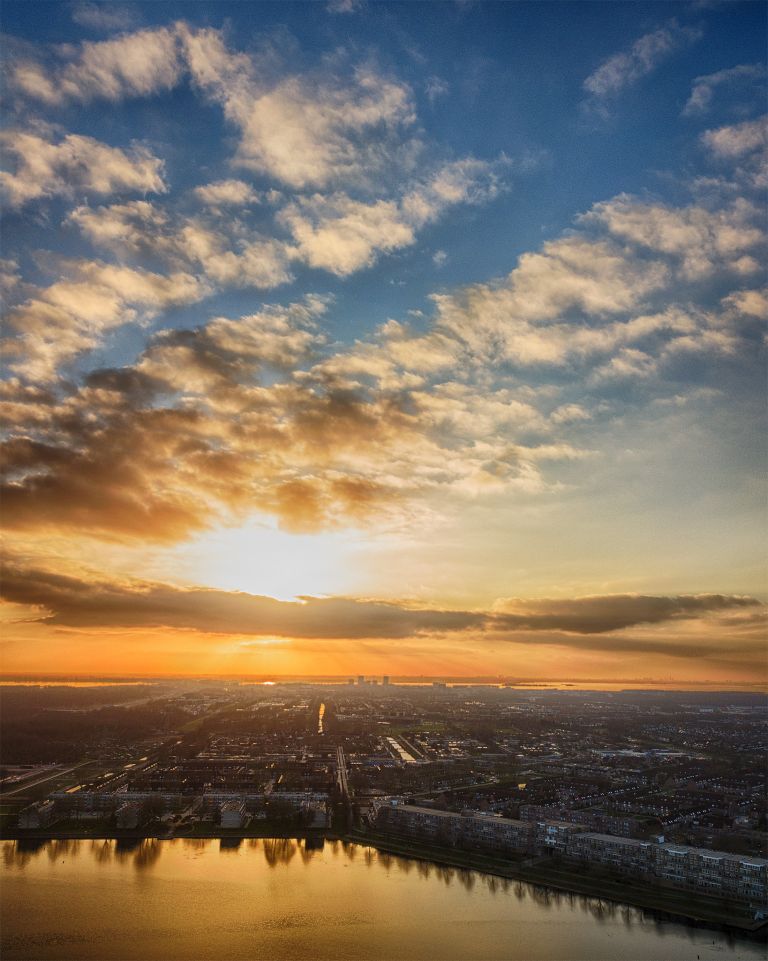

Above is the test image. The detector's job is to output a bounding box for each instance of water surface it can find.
[1,839,761,960]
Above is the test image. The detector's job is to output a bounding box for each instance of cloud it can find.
[1,563,761,658]
[279,159,501,275]
[280,194,416,276]
[4,22,507,243]
[326,0,363,12]
[9,11,413,204]
[493,593,762,635]
[3,180,762,541]
[136,296,329,391]
[67,199,168,252]
[721,286,768,320]
[0,130,166,208]
[683,63,766,115]
[69,201,294,289]
[10,26,183,105]
[193,179,260,208]
[428,235,668,366]
[176,226,293,289]
[69,162,500,285]
[582,194,764,279]
[4,261,208,380]
[70,3,139,33]
[425,76,449,104]
[180,24,416,189]
[590,347,657,384]
[583,20,702,103]
[0,562,483,638]
[550,403,591,425]
[701,114,768,159]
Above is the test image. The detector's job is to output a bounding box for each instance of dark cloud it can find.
[494,594,762,634]
[1,563,762,650]
[0,563,482,639]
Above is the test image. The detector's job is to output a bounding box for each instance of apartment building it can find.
[373,802,768,907]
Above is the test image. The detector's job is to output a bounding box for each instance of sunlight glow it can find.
[176,518,368,600]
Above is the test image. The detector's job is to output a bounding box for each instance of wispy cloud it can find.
[683,62,766,115]
[4,261,208,381]
[701,114,768,159]
[193,179,261,208]
[326,0,363,13]
[0,129,166,208]
[70,2,139,33]
[583,19,702,111]
[10,26,183,104]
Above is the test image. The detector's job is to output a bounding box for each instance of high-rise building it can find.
[357,675,365,686]
[382,676,390,686]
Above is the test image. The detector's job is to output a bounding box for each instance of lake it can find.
[1,838,762,960]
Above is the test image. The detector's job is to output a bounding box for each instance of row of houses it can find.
[518,804,655,839]
[19,790,329,830]
[372,802,767,908]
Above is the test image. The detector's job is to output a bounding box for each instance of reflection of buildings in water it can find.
[529,884,554,910]
[92,839,114,864]
[47,838,80,863]
[182,838,209,851]
[114,838,142,863]
[133,838,162,871]
[589,899,609,924]
[3,839,46,870]
[299,840,317,864]
[262,837,297,867]
[246,838,260,852]
[219,837,242,853]
[392,854,411,874]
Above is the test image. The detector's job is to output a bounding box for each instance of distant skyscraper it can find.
[382,676,390,686]
[357,675,365,686]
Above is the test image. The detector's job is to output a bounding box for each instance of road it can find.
[0,761,91,798]
[336,746,350,799]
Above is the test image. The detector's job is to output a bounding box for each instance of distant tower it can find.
[382,676,390,686]
[357,675,365,686]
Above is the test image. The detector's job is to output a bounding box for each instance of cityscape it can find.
[2,678,766,947]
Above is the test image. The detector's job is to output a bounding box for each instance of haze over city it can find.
[1,0,766,688]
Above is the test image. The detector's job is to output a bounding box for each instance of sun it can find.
[175,517,368,601]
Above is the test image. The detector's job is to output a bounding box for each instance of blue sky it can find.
[1,1,766,682]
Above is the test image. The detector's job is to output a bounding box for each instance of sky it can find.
[1,0,766,686]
